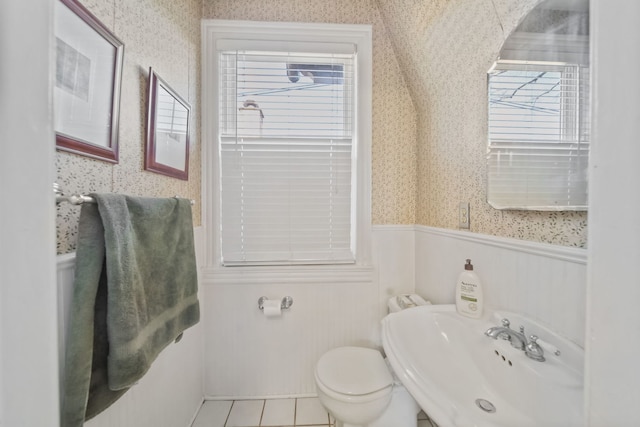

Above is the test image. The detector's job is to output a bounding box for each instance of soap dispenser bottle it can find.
[455,259,483,318]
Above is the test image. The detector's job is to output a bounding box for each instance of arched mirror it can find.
[487,0,589,210]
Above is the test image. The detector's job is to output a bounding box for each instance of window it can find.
[202,21,372,268]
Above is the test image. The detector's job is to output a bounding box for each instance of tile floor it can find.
[191,397,438,427]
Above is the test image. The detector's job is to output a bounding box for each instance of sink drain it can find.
[475,398,496,413]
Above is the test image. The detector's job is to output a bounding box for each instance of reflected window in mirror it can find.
[487,0,589,210]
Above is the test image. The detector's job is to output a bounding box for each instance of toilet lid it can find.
[316,347,393,396]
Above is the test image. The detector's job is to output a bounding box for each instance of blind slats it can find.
[219,49,355,265]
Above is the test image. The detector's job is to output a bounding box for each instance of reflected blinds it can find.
[487,61,589,210]
[218,49,356,265]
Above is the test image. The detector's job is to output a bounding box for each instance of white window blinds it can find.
[218,49,356,265]
[487,60,589,210]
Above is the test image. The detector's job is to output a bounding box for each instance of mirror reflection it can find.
[487,0,589,211]
[155,85,188,171]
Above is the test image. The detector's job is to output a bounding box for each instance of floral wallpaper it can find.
[56,0,588,254]
[375,0,588,247]
[56,0,202,254]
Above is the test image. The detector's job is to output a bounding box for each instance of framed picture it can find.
[145,68,191,180]
[54,0,124,163]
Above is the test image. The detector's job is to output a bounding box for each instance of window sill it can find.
[200,263,374,285]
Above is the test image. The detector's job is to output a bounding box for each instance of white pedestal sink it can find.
[381,304,584,427]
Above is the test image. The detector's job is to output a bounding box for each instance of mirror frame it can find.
[144,68,191,181]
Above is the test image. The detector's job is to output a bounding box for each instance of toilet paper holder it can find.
[258,296,293,311]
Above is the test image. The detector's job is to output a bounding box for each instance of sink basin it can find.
[381,304,584,427]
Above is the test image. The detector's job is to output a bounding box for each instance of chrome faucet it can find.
[485,318,545,362]
[485,319,527,350]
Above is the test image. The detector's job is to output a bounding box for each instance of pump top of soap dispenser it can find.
[465,259,473,270]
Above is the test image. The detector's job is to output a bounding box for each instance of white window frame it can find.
[201,20,372,282]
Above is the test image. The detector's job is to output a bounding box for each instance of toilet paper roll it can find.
[262,299,282,318]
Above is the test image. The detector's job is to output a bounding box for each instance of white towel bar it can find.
[54,183,195,205]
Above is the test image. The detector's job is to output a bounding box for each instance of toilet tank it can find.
[388,294,429,313]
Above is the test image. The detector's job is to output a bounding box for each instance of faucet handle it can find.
[501,318,511,328]
[525,335,546,362]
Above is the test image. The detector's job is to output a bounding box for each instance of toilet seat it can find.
[315,372,392,405]
[315,346,393,400]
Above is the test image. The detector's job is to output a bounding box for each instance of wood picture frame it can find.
[54,0,124,163]
[145,68,191,180]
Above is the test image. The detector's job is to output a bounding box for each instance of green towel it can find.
[61,194,200,426]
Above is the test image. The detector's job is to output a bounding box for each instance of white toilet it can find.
[314,294,428,427]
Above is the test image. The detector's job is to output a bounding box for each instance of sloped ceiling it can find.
[375,0,539,115]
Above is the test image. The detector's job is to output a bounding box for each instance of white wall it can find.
[0,0,60,425]
[202,226,415,398]
[415,226,587,347]
[56,229,206,427]
[202,279,380,398]
[586,1,640,424]
[201,225,587,398]
[372,226,416,328]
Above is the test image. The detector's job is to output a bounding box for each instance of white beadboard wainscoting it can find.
[201,225,416,399]
[415,226,587,347]
[201,276,380,399]
[55,228,205,427]
[202,225,586,399]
